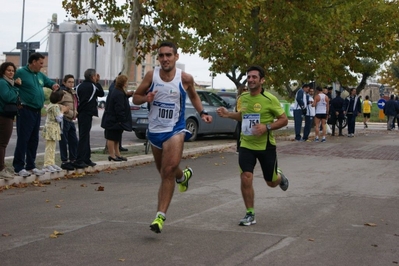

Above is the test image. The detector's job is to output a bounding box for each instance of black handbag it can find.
[3,103,18,116]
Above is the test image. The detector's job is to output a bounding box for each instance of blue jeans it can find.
[59,119,78,162]
[303,116,313,140]
[13,107,41,172]
[293,109,304,140]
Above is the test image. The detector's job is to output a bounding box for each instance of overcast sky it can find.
[0,0,236,89]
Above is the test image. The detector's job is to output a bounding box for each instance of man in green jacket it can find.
[13,53,59,177]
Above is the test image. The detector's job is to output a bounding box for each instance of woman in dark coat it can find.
[101,75,132,161]
[0,62,21,179]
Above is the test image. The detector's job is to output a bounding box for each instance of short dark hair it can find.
[390,94,395,100]
[246,65,265,79]
[84,68,96,80]
[63,74,74,83]
[159,41,178,54]
[316,86,323,91]
[0,62,16,76]
[49,89,64,104]
[302,83,310,89]
[28,53,45,64]
[365,95,369,100]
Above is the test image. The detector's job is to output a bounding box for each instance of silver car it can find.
[185,90,237,141]
[131,90,238,141]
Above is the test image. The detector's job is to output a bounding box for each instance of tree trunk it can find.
[121,0,141,76]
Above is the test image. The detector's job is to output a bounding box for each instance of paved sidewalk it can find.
[0,129,398,265]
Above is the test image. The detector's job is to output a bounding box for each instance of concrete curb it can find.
[0,143,236,187]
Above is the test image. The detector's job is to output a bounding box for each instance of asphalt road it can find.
[0,130,398,265]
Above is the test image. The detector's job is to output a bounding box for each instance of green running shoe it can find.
[150,214,166,233]
[177,167,193,192]
[277,168,289,191]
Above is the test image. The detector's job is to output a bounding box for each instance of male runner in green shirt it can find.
[217,65,289,226]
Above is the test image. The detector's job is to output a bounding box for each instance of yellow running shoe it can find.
[150,214,166,233]
[177,168,193,192]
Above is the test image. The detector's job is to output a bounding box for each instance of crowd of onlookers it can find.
[292,83,398,142]
[0,53,132,180]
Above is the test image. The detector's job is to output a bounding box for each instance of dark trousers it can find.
[303,115,313,140]
[331,115,343,136]
[293,109,303,140]
[347,114,356,134]
[0,115,14,171]
[59,119,78,162]
[13,108,41,172]
[76,113,93,164]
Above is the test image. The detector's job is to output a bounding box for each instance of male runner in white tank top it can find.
[313,86,329,142]
[133,41,212,233]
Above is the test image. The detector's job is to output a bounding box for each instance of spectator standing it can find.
[330,90,345,136]
[0,62,21,180]
[106,72,131,152]
[42,90,68,173]
[75,69,104,168]
[293,84,310,141]
[101,75,132,161]
[343,88,362,137]
[313,86,329,142]
[13,53,59,177]
[133,41,212,233]
[217,65,289,227]
[58,75,80,171]
[362,95,372,128]
[383,95,399,131]
[302,86,315,141]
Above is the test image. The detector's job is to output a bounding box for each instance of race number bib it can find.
[242,113,260,135]
[152,101,175,127]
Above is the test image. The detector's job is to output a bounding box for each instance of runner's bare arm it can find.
[133,70,154,105]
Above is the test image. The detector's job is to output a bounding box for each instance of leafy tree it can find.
[62,0,399,98]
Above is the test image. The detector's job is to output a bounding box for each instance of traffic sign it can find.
[377,98,386,110]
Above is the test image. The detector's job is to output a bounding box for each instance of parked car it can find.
[131,102,149,139]
[130,90,237,141]
[216,91,237,109]
[97,90,109,108]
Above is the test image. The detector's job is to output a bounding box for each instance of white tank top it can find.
[148,67,184,133]
[315,93,327,114]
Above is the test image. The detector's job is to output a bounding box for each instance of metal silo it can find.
[96,32,114,81]
[79,32,96,80]
[59,21,77,32]
[63,32,80,81]
[48,32,64,81]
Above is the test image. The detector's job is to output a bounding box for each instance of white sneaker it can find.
[0,169,14,179]
[30,168,46,176]
[17,169,31,177]
[51,165,63,172]
[43,166,57,173]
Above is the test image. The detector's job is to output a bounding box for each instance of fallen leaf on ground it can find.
[53,230,63,236]
[308,238,315,241]
[118,259,126,262]
[96,186,104,191]
[80,184,87,187]
[364,223,377,227]
[55,205,61,208]
[371,244,378,247]
[49,234,58,238]
[2,233,11,237]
